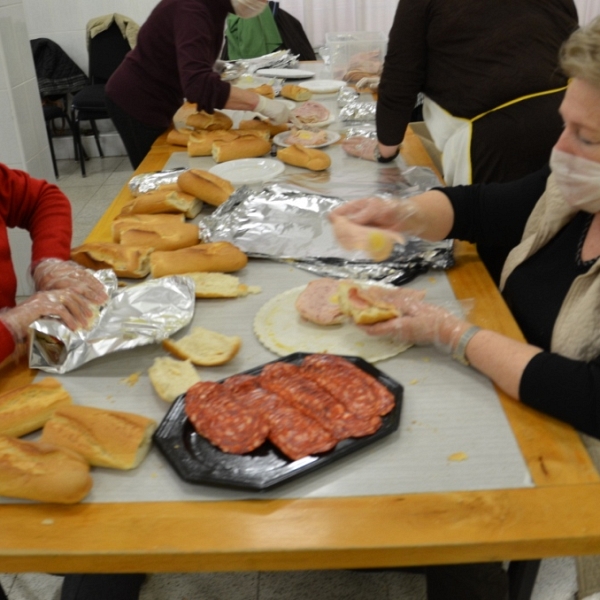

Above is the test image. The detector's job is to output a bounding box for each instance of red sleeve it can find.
[0,322,15,364]
[0,163,72,265]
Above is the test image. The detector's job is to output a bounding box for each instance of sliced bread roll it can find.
[120,189,203,219]
[337,281,400,325]
[163,326,241,366]
[212,136,271,163]
[0,377,72,438]
[281,84,312,101]
[116,221,200,252]
[41,405,157,470]
[250,84,275,98]
[277,144,331,171]
[71,243,153,278]
[177,169,235,207]
[0,435,92,504]
[187,130,238,157]
[148,357,200,403]
[150,242,248,278]
[183,272,261,298]
[166,128,191,147]
[239,119,289,138]
[186,110,233,131]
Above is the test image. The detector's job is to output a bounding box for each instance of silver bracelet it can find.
[451,325,481,366]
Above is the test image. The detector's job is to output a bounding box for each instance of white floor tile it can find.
[140,572,258,600]
[7,573,62,600]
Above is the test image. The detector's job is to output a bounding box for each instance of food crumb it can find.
[448,452,468,462]
[121,372,141,386]
[409,379,419,385]
[41,519,54,525]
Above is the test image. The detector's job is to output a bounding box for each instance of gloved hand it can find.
[213,59,227,74]
[0,289,98,344]
[329,196,426,241]
[359,295,473,355]
[342,136,400,162]
[355,76,380,92]
[254,95,291,125]
[32,259,108,304]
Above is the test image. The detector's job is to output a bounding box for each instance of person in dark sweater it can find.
[346,0,578,185]
[105,0,290,169]
[330,16,600,600]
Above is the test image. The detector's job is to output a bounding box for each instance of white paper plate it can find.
[253,286,411,361]
[290,113,336,128]
[256,68,315,80]
[209,158,285,186]
[273,130,341,149]
[301,79,347,94]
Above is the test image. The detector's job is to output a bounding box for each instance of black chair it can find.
[71,21,132,176]
[42,95,78,178]
[0,582,7,600]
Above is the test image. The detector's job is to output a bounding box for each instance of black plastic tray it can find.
[152,352,403,491]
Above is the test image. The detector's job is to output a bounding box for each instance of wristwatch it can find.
[452,325,481,366]
[375,146,400,163]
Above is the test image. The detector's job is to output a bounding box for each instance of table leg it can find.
[508,560,541,600]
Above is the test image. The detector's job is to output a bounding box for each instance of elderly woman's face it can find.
[555,78,600,163]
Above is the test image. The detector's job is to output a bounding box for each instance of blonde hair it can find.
[560,16,600,87]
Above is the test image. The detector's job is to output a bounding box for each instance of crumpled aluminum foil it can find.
[339,100,377,122]
[200,184,453,286]
[235,49,300,74]
[128,168,187,195]
[29,273,196,373]
[337,87,359,106]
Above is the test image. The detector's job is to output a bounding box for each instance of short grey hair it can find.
[560,16,600,87]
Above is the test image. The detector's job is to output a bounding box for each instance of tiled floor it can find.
[1,157,579,600]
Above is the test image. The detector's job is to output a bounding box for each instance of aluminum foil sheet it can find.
[337,87,359,106]
[128,167,187,195]
[29,274,196,374]
[201,184,453,286]
[339,100,377,122]
[235,50,300,74]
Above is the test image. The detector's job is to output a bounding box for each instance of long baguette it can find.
[150,242,248,278]
[112,214,186,241]
[116,221,200,252]
[71,242,153,278]
[212,136,271,163]
[177,169,235,207]
[41,405,157,470]
[0,378,72,438]
[277,144,331,171]
[0,435,92,504]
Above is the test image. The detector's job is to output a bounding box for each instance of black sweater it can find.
[444,166,600,439]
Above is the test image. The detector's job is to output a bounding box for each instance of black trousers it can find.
[425,562,508,600]
[60,574,146,600]
[105,96,165,170]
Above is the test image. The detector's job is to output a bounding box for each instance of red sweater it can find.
[0,164,72,362]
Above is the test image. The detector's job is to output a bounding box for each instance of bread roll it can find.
[120,189,203,219]
[212,136,271,163]
[277,144,331,171]
[177,169,235,207]
[148,357,200,403]
[186,110,233,131]
[163,326,241,366]
[239,119,289,137]
[0,378,72,438]
[280,83,312,101]
[150,242,248,278]
[231,129,271,142]
[71,242,153,278]
[337,281,399,324]
[41,405,157,470]
[166,129,191,147]
[187,130,238,157]
[116,221,200,252]
[183,272,261,298]
[0,435,92,504]
[112,214,186,241]
[249,84,275,98]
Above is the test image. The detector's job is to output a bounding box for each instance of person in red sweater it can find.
[0,163,107,367]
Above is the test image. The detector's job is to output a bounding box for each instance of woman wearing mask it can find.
[105,0,290,169]
[330,16,600,600]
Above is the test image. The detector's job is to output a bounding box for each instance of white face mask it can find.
[231,0,268,18]
[550,147,600,213]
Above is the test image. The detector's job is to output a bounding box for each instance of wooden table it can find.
[1,126,599,576]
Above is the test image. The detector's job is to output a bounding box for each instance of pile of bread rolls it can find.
[0,378,157,504]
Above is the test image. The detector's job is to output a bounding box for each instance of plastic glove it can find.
[213,59,227,74]
[359,296,473,355]
[254,95,291,125]
[355,76,380,92]
[342,136,378,161]
[32,259,108,304]
[0,289,98,344]
[329,196,426,242]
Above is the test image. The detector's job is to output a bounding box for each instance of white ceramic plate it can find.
[256,68,315,80]
[300,79,347,94]
[273,130,341,149]
[209,158,285,186]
